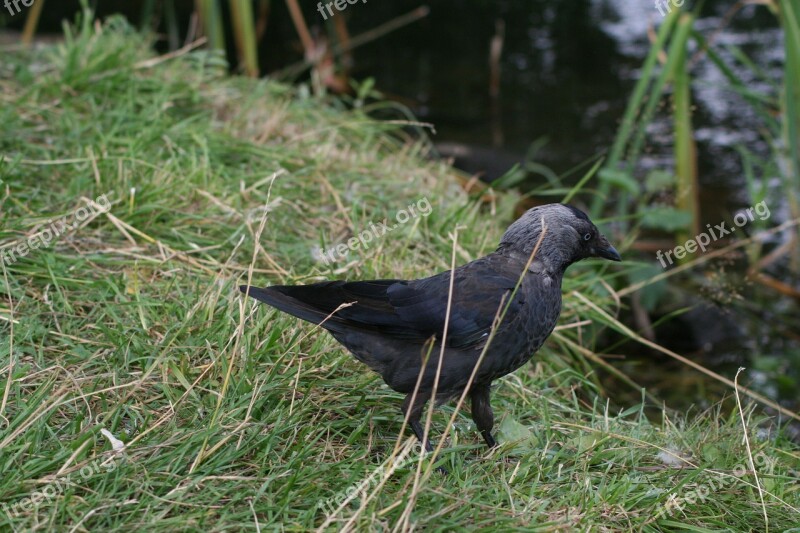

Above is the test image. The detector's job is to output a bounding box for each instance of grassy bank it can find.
[1,17,798,531]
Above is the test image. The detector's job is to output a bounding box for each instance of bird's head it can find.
[497,203,621,274]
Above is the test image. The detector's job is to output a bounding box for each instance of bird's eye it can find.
[583,233,592,241]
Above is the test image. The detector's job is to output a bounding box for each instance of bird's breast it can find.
[478,275,563,381]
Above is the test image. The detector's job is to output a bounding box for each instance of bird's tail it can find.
[239,284,338,328]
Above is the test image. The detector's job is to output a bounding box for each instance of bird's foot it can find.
[417,439,449,475]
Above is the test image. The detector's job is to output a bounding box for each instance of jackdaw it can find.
[240,203,620,452]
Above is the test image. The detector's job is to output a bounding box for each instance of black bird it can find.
[241,204,620,451]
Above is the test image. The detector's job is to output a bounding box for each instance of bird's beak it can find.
[596,244,622,262]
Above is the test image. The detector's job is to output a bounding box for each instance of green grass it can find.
[1,17,798,532]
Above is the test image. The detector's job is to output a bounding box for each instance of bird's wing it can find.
[242,256,524,348]
[386,260,523,348]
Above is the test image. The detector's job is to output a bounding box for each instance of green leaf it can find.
[644,170,674,193]
[497,416,533,443]
[599,167,640,195]
[640,206,692,231]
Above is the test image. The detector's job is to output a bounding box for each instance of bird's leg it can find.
[470,383,497,448]
[401,390,433,452]
[401,391,449,475]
